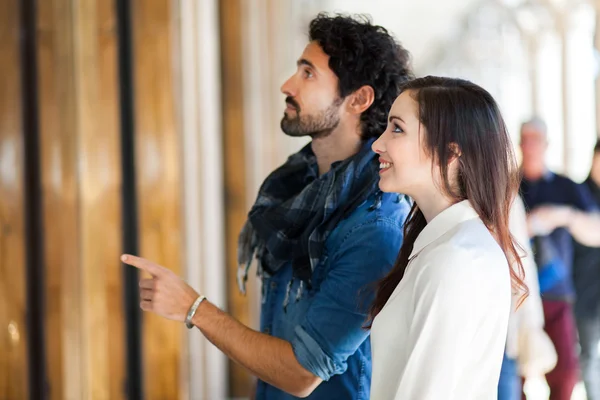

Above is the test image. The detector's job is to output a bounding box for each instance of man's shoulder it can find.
[327,192,410,248]
[525,172,581,205]
[550,172,577,187]
[549,172,597,210]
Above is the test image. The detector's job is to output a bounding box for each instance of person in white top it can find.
[367,76,529,400]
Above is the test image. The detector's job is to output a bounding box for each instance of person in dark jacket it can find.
[519,118,600,400]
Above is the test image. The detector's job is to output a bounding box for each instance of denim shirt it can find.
[255,192,410,400]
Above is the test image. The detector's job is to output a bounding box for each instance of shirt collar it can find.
[541,169,554,182]
[409,200,479,260]
[521,168,554,183]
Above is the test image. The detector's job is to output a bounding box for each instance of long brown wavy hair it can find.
[367,76,528,325]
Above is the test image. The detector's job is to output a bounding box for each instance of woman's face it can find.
[372,91,436,197]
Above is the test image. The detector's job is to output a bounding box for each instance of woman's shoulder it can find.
[416,219,507,281]
[430,217,501,252]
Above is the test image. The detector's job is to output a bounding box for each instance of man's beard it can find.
[281,97,343,139]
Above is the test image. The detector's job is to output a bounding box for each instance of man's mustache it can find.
[285,97,300,112]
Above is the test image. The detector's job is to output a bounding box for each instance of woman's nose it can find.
[372,135,385,154]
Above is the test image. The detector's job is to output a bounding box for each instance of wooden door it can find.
[0,0,29,397]
[132,0,184,397]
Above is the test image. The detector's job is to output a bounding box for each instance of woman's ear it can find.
[448,142,462,164]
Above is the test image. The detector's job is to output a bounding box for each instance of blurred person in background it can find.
[498,196,557,400]
[519,118,600,400]
[121,13,413,400]
[572,139,600,400]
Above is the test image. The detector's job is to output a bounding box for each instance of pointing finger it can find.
[121,254,163,277]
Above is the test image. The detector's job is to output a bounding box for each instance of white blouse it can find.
[370,200,511,400]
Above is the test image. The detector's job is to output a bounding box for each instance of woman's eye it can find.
[392,123,403,134]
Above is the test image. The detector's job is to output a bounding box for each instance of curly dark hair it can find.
[309,13,413,140]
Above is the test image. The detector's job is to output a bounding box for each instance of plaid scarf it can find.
[237,139,382,308]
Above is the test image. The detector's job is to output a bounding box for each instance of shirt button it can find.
[270,282,277,290]
[264,327,271,334]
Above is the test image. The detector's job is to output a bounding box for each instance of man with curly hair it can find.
[121,13,413,399]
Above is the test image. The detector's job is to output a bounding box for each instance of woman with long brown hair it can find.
[368,76,528,399]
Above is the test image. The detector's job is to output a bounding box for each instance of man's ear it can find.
[347,85,375,115]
